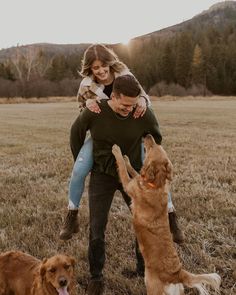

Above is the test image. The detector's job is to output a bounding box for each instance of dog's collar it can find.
[147,182,156,188]
[141,176,156,189]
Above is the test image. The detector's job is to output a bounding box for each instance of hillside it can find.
[0,43,90,62]
[133,1,236,41]
[0,1,236,97]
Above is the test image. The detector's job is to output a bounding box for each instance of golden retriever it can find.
[112,134,221,295]
[0,250,76,295]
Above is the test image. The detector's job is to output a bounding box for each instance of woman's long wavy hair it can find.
[79,44,128,77]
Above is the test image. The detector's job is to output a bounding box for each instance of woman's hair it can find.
[79,44,128,77]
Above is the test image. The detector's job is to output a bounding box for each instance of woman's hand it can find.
[86,98,101,113]
[133,96,147,118]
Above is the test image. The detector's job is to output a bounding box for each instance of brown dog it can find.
[112,134,221,295]
[0,250,76,295]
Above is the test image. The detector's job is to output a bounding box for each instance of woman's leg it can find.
[68,137,93,209]
[60,137,93,240]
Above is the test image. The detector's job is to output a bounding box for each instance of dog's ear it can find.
[40,258,48,278]
[155,160,172,186]
[156,165,167,186]
[141,162,156,183]
[69,256,76,269]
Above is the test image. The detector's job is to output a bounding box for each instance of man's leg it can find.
[120,188,145,277]
[87,172,118,294]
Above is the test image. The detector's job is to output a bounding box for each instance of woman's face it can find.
[91,60,112,84]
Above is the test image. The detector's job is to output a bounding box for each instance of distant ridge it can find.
[0,43,90,62]
[132,0,236,41]
[200,0,236,15]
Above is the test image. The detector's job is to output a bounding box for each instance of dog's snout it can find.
[59,277,68,287]
[144,134,155,145]
[144,134,155,152]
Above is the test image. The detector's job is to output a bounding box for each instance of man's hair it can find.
[113,75,141,98]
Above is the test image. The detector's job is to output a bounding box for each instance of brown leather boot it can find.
[87,278,104,295]
[168,211,185,244]
[59,209,79,240]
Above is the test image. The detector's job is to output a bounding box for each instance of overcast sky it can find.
[0,0,229,49]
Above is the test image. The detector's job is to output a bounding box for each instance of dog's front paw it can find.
[112,144,122,158]
[123,155,131,165]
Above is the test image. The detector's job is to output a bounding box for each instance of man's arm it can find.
[70,109,92,161]
[143,107,162,144]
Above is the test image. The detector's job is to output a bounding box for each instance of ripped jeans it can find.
[68,137,175,211]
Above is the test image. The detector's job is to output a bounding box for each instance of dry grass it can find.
[0,98,235,295]
[0,96,76,104]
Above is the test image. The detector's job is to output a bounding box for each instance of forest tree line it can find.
[0,23,236,98]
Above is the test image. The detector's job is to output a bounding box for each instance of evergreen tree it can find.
[0,62,15,80]
[175,32,193,87]
[46,55,72,81]
[160,41,175,83]
[66,53,84,79]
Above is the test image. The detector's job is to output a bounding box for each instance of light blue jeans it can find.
[68,137,93,209]
[68,137,174,211]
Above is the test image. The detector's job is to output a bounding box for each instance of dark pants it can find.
[88,171,144,279]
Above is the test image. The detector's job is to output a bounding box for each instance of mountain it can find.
[0,43,90,62]
[0,1,235,61]
[132,1,236,42]
[200,0,236,15]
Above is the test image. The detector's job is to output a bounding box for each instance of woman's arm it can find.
[77,83,101,113]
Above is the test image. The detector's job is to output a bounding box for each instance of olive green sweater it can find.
[70,101,162,178]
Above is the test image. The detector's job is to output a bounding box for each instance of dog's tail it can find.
[179,269,221,295]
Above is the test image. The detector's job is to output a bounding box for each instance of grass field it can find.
[0,98,235,295]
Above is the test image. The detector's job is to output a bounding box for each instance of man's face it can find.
[111,93,138,117]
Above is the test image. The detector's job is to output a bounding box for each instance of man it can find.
[70,75,182,295]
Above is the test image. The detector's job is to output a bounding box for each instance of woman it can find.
[59,44,184,244]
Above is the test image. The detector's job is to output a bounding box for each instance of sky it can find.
[0,0,230,50]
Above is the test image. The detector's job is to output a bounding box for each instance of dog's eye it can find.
[64,264,70,270]
[49,267,56,273]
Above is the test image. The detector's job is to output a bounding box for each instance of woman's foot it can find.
[59,209,79,240]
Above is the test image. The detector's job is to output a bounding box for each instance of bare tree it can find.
[9,46,53,82]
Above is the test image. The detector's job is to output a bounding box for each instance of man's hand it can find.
[133,96,147,118]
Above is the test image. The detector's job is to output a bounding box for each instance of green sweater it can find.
[70,101,162,178]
